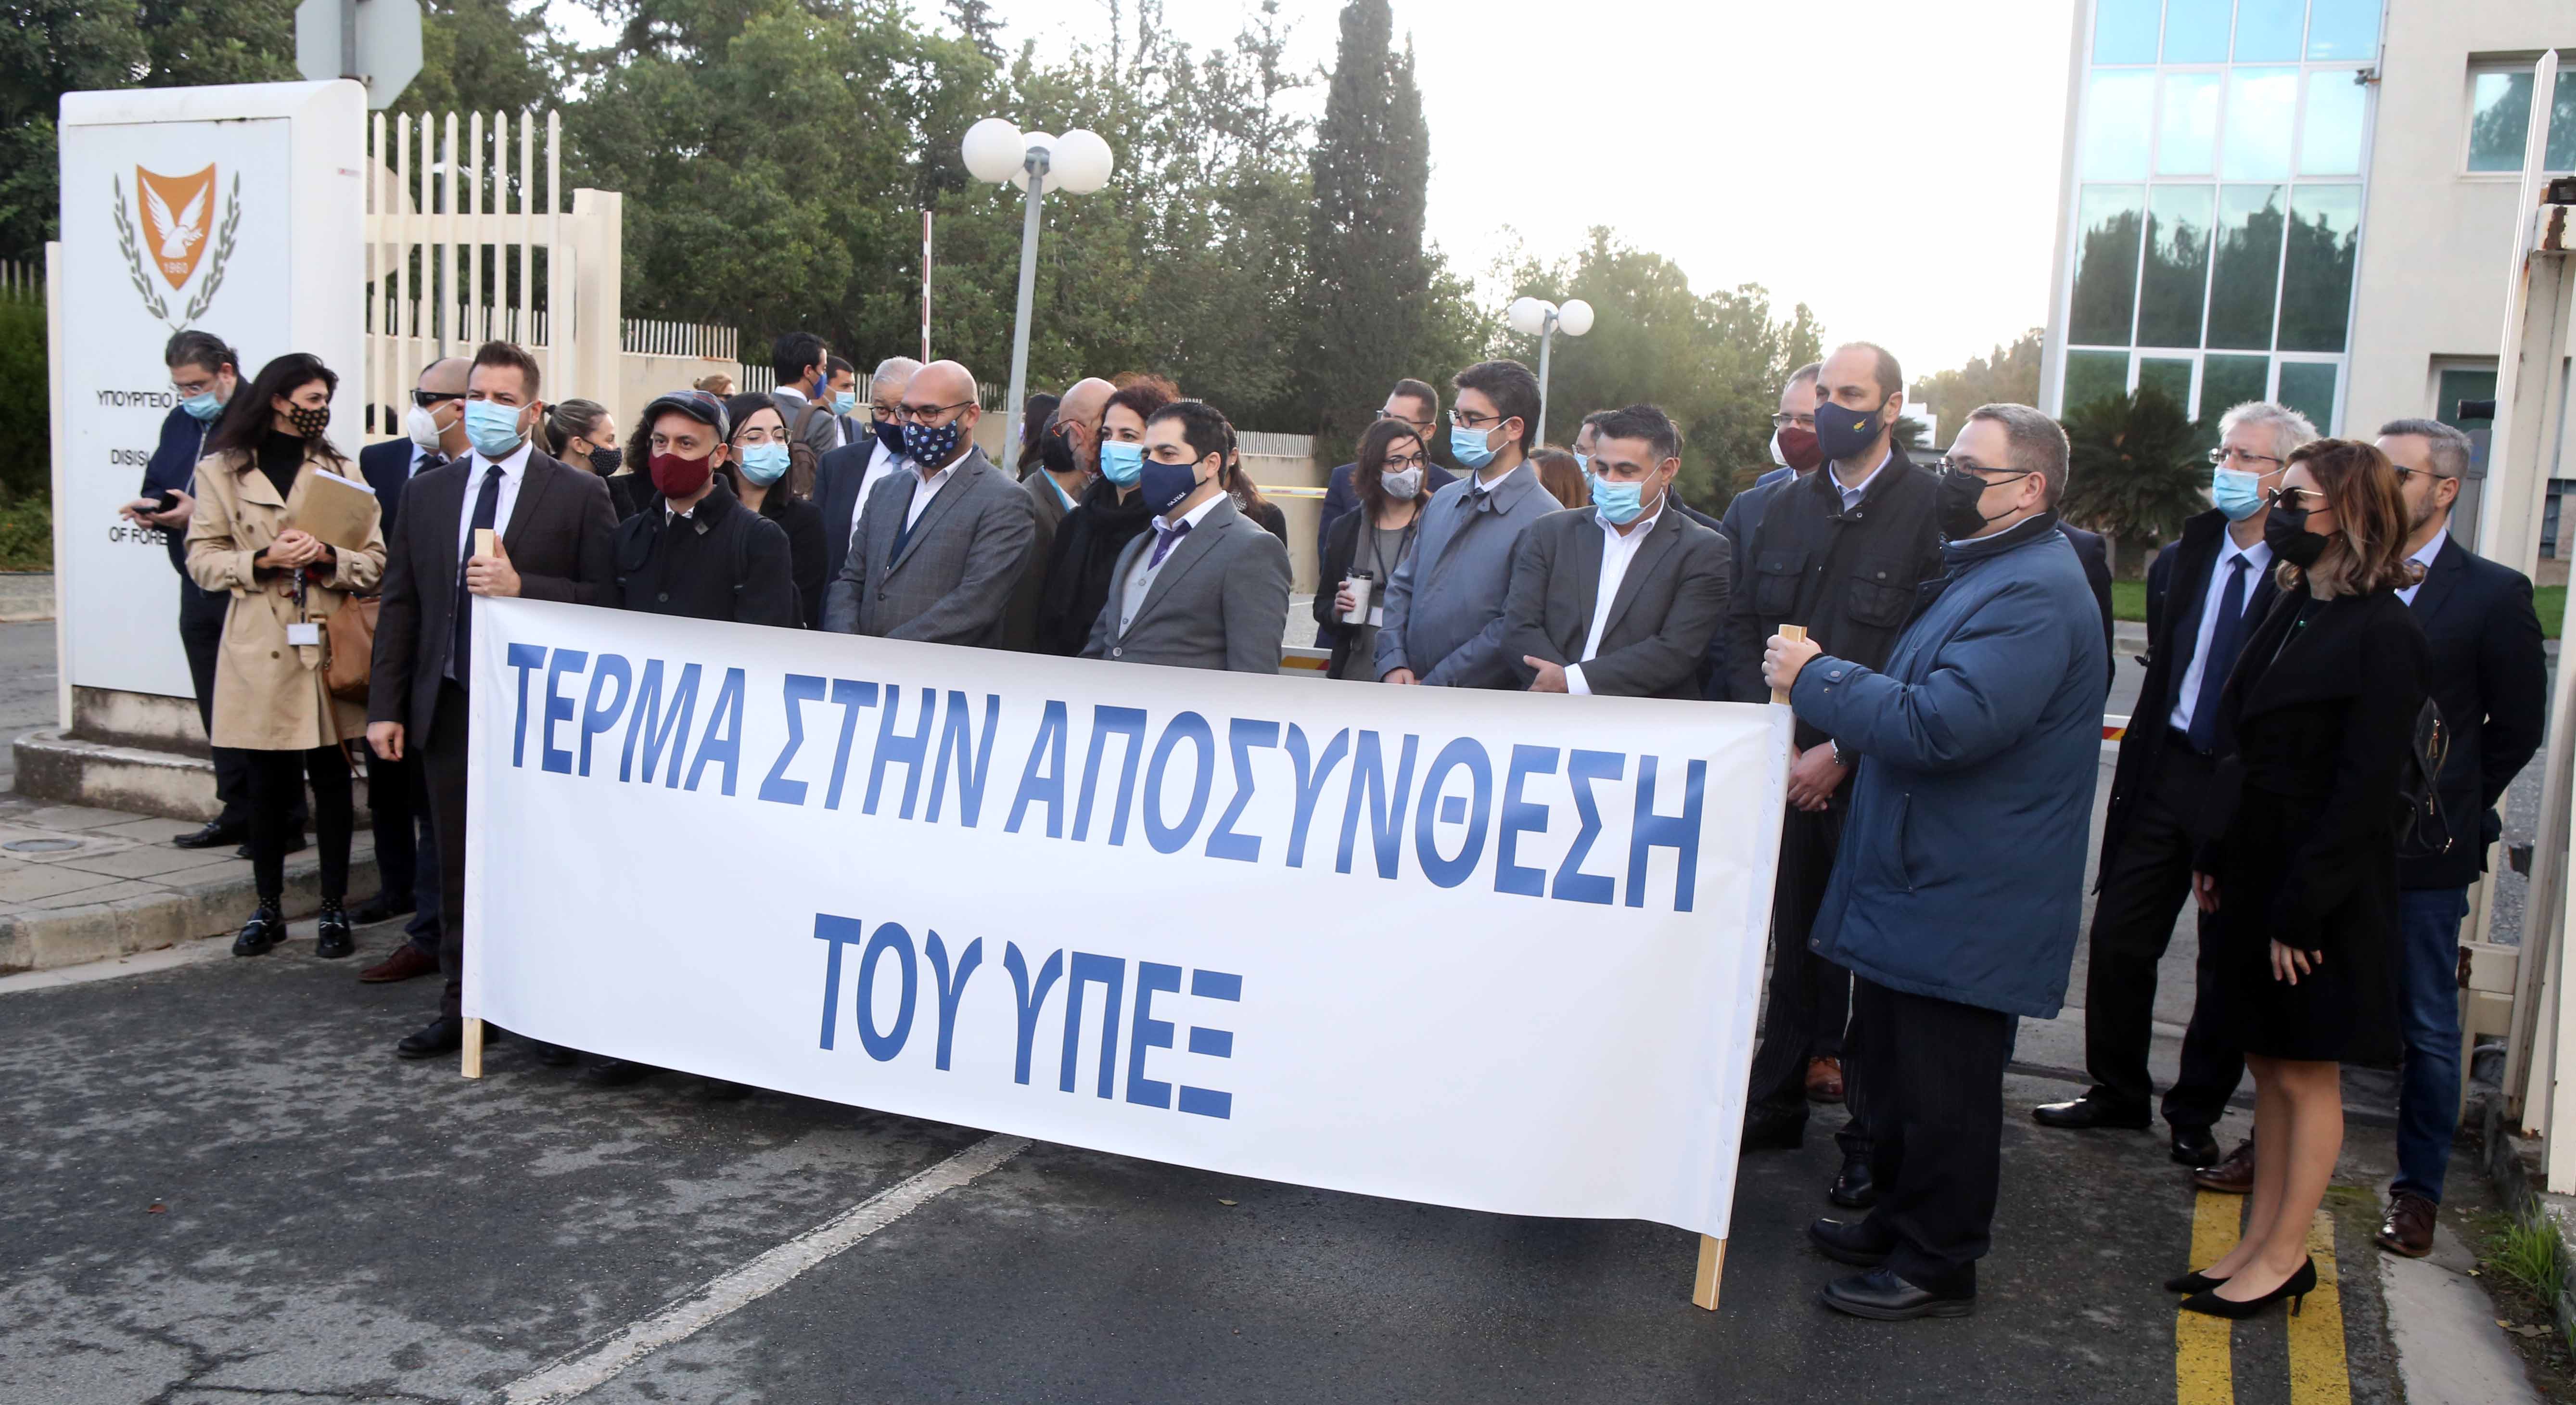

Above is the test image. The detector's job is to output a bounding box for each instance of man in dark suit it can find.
[1084,400,1292,672]
[812,356,923,589]
[2034,400,2314,1165]
[370,341,618,1060]
[769,332,843,460]
[1316,378,1455,566]
[2370,419,2546,1256]
[821,360,1038,645]
[348,357,470,984]
[1708,367,1822,706]
[1502,403,1731,698]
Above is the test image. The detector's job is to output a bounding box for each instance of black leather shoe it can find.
[231,902,285,957]
[1740,1112,1805,1152]
[351,893,416,925]
[1807,1217,1893,1267]
[396,1015,463,1059]
[581,1059,661,1087]
[233,834,308,861]
[174,819,247,850]
[1819,1269,1974,1320]
[2170,1124,2221,1167]
[531,1041,578,1067]
[315,900,354,958]
[1828,1156,1879,1209]
[2032,1096,2150,1130]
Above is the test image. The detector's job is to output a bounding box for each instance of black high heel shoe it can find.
[2179,1257,2317,1318]
[315,899,354,959]
[2165,1268,2229,1294]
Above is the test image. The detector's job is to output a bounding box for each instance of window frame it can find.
[2460,53,2576,180]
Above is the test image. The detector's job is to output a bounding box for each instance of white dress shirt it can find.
[902,454,964,531]
[1118,495,1224,634]
[2396,533,2447,606]
[2168,534,2272,735]
[1565,503,1667,697]
[1827,449,1891,511]
[850,439,907,553]
[456,438,534,565]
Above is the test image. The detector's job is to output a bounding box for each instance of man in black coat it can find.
[1729,342,1946,1207]
[610,392,799,628]
[2369,419,2546,1256]
[370,341,618,1060]
[2034,400,2314,1165]
[812,356,922,588]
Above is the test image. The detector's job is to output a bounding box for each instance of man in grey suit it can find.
[1374,359,1554,687]
[769,331,843,460]
[1503,403,1732,699]
[1083,399,1291,672]
[821,360,1037,645]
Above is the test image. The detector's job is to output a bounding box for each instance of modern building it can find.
[2038,0,2573,561]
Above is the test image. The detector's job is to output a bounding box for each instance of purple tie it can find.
[1148,517,1192,567]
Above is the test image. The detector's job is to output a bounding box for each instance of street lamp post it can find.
[960,117,1114,455]
[1506,296,1594,447]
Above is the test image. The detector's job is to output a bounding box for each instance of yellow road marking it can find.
[2287,1210,2352,1405]
[2177,1189,2241,1405]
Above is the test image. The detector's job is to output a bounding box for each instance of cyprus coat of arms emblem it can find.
[114,163,241,330]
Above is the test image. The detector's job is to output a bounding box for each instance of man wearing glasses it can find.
[1315,378,1454,571]
[822,359,1037,646]
[1374,360,1552,688]
[2035,400,2315,1176]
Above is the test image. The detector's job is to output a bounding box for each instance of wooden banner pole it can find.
[1695,623,1810,1311]
[459,524,498,1083]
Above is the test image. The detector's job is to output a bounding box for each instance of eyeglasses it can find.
[895,399,975,423]
[1932,456,2027,481]
[2208,446,2285,470]
[412,390,464,408]
[1381,451,1428,472]
[1449,409,1507,428]
[2392,467,2456,485]
[1770,413,1816,431]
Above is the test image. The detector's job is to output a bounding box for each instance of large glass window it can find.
[2083,70,2158,179]
[2158,72,2222,175]
[2300,71,2368,175]
[2070,185,2147,346]
[2201,355,2271,422]
[2279,185,2361,352]
[2223,68,2300,179]
[2208,185,2286,350]
[2161,0,2232,64]
[2468,65,2576,174]
[2277,361,2338,429]
[2065,351,2132,414]
[2138,357,2195,410]
[2139,185,2216,347]
[2094,0,2162,64]
[2305,0,2381,62]
[2233,0,2306,63]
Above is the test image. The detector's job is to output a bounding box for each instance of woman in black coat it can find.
[719,393,829,626]
[2174,439,2428,1320]
[1312,419,1429,679]
[1033,378,1174,655]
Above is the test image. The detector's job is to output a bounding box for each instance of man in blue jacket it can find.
[1763,403,2107,1321]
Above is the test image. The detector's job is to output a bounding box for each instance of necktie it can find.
[2184,555,2251,753]
[451,465,503,686]
[1148,517,1193,567]
[890,478,922,565]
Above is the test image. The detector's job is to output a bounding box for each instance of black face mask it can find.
[1039,421,1081,478]
[1936,468,2033,540]
[872,418,906,459]
[587,445,623,476]
[1814,396,1889,465]
[2264,503,2330,567]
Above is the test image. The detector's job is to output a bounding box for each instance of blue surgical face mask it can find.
[464,400,527,459]
[737,442,791,486]
[1572,451,1590,474]
[1098,440,1144,486]
[832,389,858,416]
[2210,466,2267,522]
[1592,473,1647,525]
[181,390,224,422]
[1450,422,1500,470]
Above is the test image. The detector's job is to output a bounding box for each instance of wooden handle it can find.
[473,528,497,559]
[1770,624,1809,705]
[1692,1235,1727,1309]
[461,1017,484,1080]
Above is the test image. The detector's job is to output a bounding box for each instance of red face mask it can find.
[649,449,713,500]
[1776,424,1824,473]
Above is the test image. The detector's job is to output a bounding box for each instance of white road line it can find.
[499,1132,1032,1404]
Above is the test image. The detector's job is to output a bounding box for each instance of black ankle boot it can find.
[232,901,285,957]
[316,899,354,959]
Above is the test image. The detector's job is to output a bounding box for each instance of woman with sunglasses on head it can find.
[1314,419,1431,679]
[2171,438,2428,1320]
[718,393,829,627]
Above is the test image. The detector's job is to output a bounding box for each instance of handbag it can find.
[2396,697,2451,860]
[324,595,380,703]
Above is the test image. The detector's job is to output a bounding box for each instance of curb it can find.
[2472,1089,2576,1351]
[0,845,381,974]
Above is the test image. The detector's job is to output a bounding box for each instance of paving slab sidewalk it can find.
[0,791,377,973]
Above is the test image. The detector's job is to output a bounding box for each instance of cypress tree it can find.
[1300,0,1431,460]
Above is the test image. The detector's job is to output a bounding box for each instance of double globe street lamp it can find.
[962,118,1115,456]
[1506,295,1594,447]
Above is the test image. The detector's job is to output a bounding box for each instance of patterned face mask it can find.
[285,403,332,438]
[903,418,963,466]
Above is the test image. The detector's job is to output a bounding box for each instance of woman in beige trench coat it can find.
[186,353,386,960]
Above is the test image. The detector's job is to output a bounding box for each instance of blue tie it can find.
[2185,555,2251,753]
[450,465,503,686]
[1148,517,1193,567]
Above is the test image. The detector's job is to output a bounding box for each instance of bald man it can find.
[822,360,1040,645]
[1028,376,1116,532]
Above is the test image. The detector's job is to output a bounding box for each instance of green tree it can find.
[1911,328,2042,433]
[390,0,565,120]
[2060,384,2206,573]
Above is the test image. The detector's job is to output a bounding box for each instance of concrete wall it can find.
[619,353,744,431]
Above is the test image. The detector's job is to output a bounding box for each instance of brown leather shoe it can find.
[1806,1057,1846,1103]
[2191,1138,2256,1194]
[358,943,439,984]
[2376,1192,2436,1257]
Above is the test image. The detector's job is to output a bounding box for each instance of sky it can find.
[559,0,2081,377]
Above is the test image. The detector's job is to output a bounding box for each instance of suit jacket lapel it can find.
[502,452,558,551]
[1599,513,1679,641]
[1560,516,1606,653]
[2408,536,2463,626]
[1128,500,1237,635]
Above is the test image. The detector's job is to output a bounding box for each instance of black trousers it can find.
[1852,978,2012,1297]
[2079,738,2244,1128]
[365,748,421,900]
[178,584,266,827]
[424,681,472,1020]
[246,744,352,903]
[1747,805,1855,1133]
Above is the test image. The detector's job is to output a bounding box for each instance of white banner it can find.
[465,598,1788,1239]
